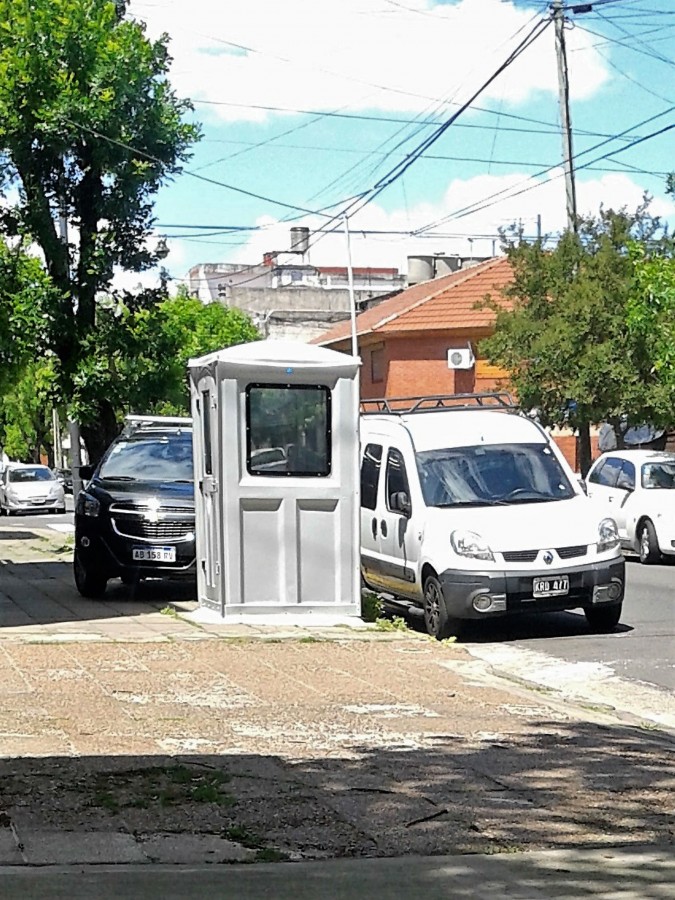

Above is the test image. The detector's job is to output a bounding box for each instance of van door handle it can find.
[371,517,378,538]
[380,520,388,538]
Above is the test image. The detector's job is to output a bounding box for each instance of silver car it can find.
[0,464,66,515]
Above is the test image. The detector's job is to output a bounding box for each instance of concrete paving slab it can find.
[137,833,255,863]
[0,829,22,864]
[19,831,148,865]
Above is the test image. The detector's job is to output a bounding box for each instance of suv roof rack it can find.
[360,392,516,416]
[122,415,193,437]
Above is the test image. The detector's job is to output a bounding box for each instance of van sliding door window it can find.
[386,448,410,511]
[361,444,383,509]
[246,384,331,477]
[201,390,212,476]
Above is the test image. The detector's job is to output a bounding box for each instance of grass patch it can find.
[375,615,409,632]
[225,825,265,849]
[361,590,383,623]
[88,765,235,813]
[255,848,289,862]
[159,605,179,618]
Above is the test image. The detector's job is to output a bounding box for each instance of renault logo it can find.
[543,550,554,565]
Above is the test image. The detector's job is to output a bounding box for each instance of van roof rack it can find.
[360,392,516,416]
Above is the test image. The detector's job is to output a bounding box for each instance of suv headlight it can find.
[76,492,100,518]
[597,517,619,553]
[451,529,494,561]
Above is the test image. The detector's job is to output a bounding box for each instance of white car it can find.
[0,464,66,515]
[586,449,675,564]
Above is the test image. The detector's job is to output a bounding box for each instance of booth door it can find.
[196,375,222,610]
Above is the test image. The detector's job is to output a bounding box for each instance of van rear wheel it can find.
[423,574,458,641]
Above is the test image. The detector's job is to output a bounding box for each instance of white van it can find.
[359,394,625,639]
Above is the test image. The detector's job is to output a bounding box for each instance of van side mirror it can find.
[392,491,412,517]
[79,465,94,481]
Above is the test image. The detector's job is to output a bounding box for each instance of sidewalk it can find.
[3,846,675,899]
[0,524,674,894]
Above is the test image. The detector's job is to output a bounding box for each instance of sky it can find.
[124,0,675,291]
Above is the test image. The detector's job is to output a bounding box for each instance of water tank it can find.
[433,255,462,277]
[407,255,435,285]
[290,226,310,257]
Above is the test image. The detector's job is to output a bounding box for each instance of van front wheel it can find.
[423,574,458,641]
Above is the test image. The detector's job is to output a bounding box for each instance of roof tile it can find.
[313,257,513,345]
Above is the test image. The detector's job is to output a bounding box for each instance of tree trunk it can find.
[577,421,593,477]
[80,400,120,467]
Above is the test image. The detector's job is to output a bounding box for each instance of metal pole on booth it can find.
[342,215,358,358]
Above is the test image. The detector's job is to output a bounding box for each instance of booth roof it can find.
[188,339,361,373]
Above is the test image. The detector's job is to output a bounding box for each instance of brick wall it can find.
[358,334,599,472]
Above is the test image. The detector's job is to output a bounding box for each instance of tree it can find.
[481,205,673,475]
[0,360,60,463]
[0,0,199,457]
[67,286,259,459]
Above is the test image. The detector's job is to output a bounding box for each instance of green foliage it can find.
[361,590,383,623]
[481,205,675,472]
[626,243,675,386]
[0,0,200,456]
[70,286,260,428]
[0,358,60,462]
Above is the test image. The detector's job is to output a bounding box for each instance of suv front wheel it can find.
[74,549,108,599]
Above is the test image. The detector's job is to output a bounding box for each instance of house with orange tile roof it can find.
[313,255,513,397]
[313,255,593,469]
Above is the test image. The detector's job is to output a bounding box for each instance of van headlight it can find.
[76,492,100,518]
[451,529,494,561]
[597,517,619,553]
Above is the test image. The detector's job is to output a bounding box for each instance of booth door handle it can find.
[371,517,378,539]
[380,520,388,538]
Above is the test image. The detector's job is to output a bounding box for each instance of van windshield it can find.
[416,442,575,508]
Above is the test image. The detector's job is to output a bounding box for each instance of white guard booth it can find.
[187,340,362,624]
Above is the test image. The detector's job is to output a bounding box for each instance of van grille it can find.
[503,550,538,563]
[556,544,587,560]
[502,545,588,563]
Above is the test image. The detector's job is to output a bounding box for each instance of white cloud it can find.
[129,0,609,121]
[209,171,675,272]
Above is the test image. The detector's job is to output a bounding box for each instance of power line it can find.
[193,99,642,142]
[63,118,335,219]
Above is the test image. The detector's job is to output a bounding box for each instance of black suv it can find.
[74,416,195,598]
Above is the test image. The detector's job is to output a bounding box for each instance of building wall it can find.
[356,333,590,471]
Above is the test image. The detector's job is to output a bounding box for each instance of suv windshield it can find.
[98,433,193,482]
[416,442,575,508]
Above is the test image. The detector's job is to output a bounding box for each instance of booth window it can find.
[201,390,213,475]
[246,384,331,477]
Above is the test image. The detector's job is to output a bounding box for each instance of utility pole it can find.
[342,216,358,359]
[58,182,84,498]
[553,0,578,232]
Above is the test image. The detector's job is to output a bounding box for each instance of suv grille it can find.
[110,503,194,543]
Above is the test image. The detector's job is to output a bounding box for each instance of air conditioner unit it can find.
[447,345,475,370]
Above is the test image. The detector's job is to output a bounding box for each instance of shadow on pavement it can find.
[0,558,196,628]
[1,715,673,880]
[386,600,634,644]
